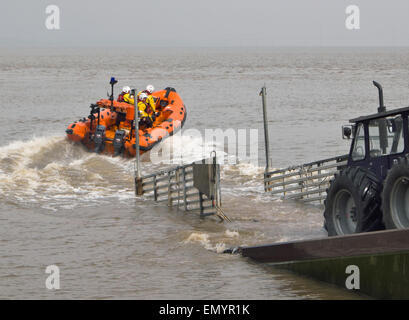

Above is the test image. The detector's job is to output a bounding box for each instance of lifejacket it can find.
[123,93,135,105]
[137,90,156,113]
[117,92,125,102]
[147,95,156,113]
[137,101,151,119]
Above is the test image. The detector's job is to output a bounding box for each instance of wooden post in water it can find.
[260,86,272,191]
[134,90,143,195]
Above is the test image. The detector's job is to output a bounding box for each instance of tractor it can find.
[324,81,409,236]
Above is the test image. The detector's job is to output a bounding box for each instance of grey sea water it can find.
[0,47,408,299]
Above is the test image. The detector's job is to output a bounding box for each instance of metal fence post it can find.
[175,168,180,209]
[167,172,173,207]
[317,162,322,203]
[182,167,187,211]
[282,175,286,197]
[214,155,221,209]
[299,167,304,200]
[153,175,157,201]
[134,89,143,195]
[199,191,204,217]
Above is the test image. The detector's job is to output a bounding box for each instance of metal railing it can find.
[136,157,229,220]
[264,154,348,203]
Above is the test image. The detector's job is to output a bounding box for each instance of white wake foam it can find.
[183,232,227,253]
[0,136,135,210]
[0,134,265,210]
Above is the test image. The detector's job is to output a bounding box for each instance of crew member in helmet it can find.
[137,93,154,128]
[123,89,136,105]
[138,84,155,96]
[118,86,131,102]
[145,84,155,95]
[138,84,157,116]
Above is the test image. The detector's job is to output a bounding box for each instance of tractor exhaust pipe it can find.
[373,81,385,113]
[373,81,388,154]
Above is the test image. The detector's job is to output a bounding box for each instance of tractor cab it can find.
[341,81,409,180]
[346,106,409,180]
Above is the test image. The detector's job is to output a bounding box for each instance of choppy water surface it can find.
[1,47,408,299]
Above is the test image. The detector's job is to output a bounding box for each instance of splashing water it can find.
[183,232,227,253]
[0,136,135,210]
[0,134,264,211]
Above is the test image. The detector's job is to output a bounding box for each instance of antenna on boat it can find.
[109,77,118,108]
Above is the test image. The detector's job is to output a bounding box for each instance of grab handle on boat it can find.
[164,87,171,99]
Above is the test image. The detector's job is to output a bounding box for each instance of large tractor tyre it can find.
[324,166,384,236]
[381,157,409,229]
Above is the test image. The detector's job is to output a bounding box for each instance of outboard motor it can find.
[113,130,126,156]
[94,125,106,153]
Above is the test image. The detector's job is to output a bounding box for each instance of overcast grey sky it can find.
[0,0,408,47]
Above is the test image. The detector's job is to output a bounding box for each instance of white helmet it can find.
[122,86,131,94]
[146,84,154,94]
[139,92,148,101]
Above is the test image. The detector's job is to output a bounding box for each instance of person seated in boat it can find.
[123,90,136,105]
[137,84,154,98]
[138,85,158,115]
[122,87,158,121]
[138,93,154,128]
[117,86,131,102]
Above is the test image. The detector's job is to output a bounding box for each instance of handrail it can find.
[266,154,348,176]
[264,154,348,204]
[138,156,227,220]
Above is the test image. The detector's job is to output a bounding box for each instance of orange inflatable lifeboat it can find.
[66,84,187,157]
